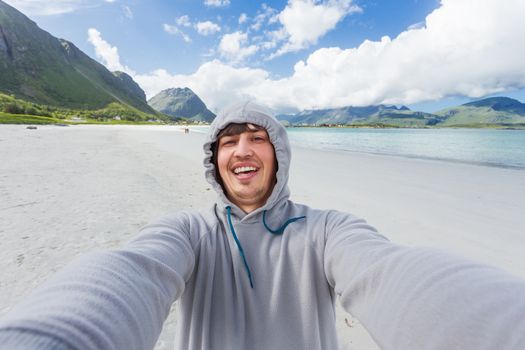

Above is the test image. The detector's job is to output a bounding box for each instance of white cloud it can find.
[261,41,278,50]
[218,31,258,63]
[163,23,191,43]
[87,28,134,74]
[196,21,221,36]
[134,60,269,112]
[104,0,116,3]
[250,4,278,31]
[122,5,133,19]
[287,0,525,108]
[407,21,425,30]
[3,0,99,15]
[167,16,221,42]
[76,0,525,114]
[269,0,361,58]
[135,0,525,113]
[203,0,230,7]
[176,15,191,27]
[263,27,288,52]
[239,13,248,24]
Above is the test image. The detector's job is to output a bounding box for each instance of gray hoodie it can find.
[1,102,525,349]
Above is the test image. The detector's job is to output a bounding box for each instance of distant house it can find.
[71,116,86,122]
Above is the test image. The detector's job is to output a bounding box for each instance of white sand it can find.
[1,124,524,349]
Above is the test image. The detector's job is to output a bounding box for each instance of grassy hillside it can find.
[436,97,525,126]
[437,108,525,126]
[0,112,64,124]
[0,93,175,124]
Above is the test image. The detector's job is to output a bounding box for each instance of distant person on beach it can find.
[1,101,525,350]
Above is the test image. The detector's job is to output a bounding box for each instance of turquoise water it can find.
[189,126,525,169]
[286,128,525,169]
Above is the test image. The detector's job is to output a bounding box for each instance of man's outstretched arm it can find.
[324,211,525,350]
[0,215,195,350]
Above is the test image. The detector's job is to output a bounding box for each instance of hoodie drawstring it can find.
[262,210,306,235]
[225,206,307,289]
[226,206,254,288]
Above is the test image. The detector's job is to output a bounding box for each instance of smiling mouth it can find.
[233,166,258,175]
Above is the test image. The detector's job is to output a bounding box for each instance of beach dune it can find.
[1,125,524,349]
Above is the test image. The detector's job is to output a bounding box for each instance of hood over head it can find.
[203,101,291,216]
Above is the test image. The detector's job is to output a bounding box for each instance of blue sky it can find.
[4,0,525,113]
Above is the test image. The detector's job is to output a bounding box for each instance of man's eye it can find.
[221,139,235,146]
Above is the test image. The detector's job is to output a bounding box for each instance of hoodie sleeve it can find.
[0,214,195,350]
[323,210,525,350]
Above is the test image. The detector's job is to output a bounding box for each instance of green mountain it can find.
[0,0,156,115]
[278,97,525,128]
[278,105,444,127]
[112,70,147,102]
[435,97,525,126]
[148,87,215,122]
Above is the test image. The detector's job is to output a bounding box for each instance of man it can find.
[0,101,524,349]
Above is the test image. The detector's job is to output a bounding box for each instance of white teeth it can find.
[234,166,257,174]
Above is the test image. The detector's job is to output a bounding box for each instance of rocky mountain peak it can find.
[148,87,215,122]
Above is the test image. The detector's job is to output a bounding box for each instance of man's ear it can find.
[211,141,225,190]
[273,146,279,172]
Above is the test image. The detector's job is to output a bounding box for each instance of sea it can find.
[190,126,525,169]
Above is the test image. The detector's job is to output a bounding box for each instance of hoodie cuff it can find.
[0,329,73,350]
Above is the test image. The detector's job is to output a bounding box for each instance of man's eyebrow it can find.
[220,130,265,138]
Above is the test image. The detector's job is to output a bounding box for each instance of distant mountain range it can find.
[277,97,525,127]
[278,104,444,127]
[0,0,156,116]
[148,87,215,122]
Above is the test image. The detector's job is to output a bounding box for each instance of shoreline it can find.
[1,124,524,349]
[10,123,525,171]
[3,118,525,129]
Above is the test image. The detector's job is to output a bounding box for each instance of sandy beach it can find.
[1,124,524,349]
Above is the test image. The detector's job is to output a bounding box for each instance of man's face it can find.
[216,124,276,213]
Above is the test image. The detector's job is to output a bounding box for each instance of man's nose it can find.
[234,137,253,157]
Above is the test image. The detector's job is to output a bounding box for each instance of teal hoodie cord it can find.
[226,206,306,289]
[262,210,306,235]
[226,206,254,288]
